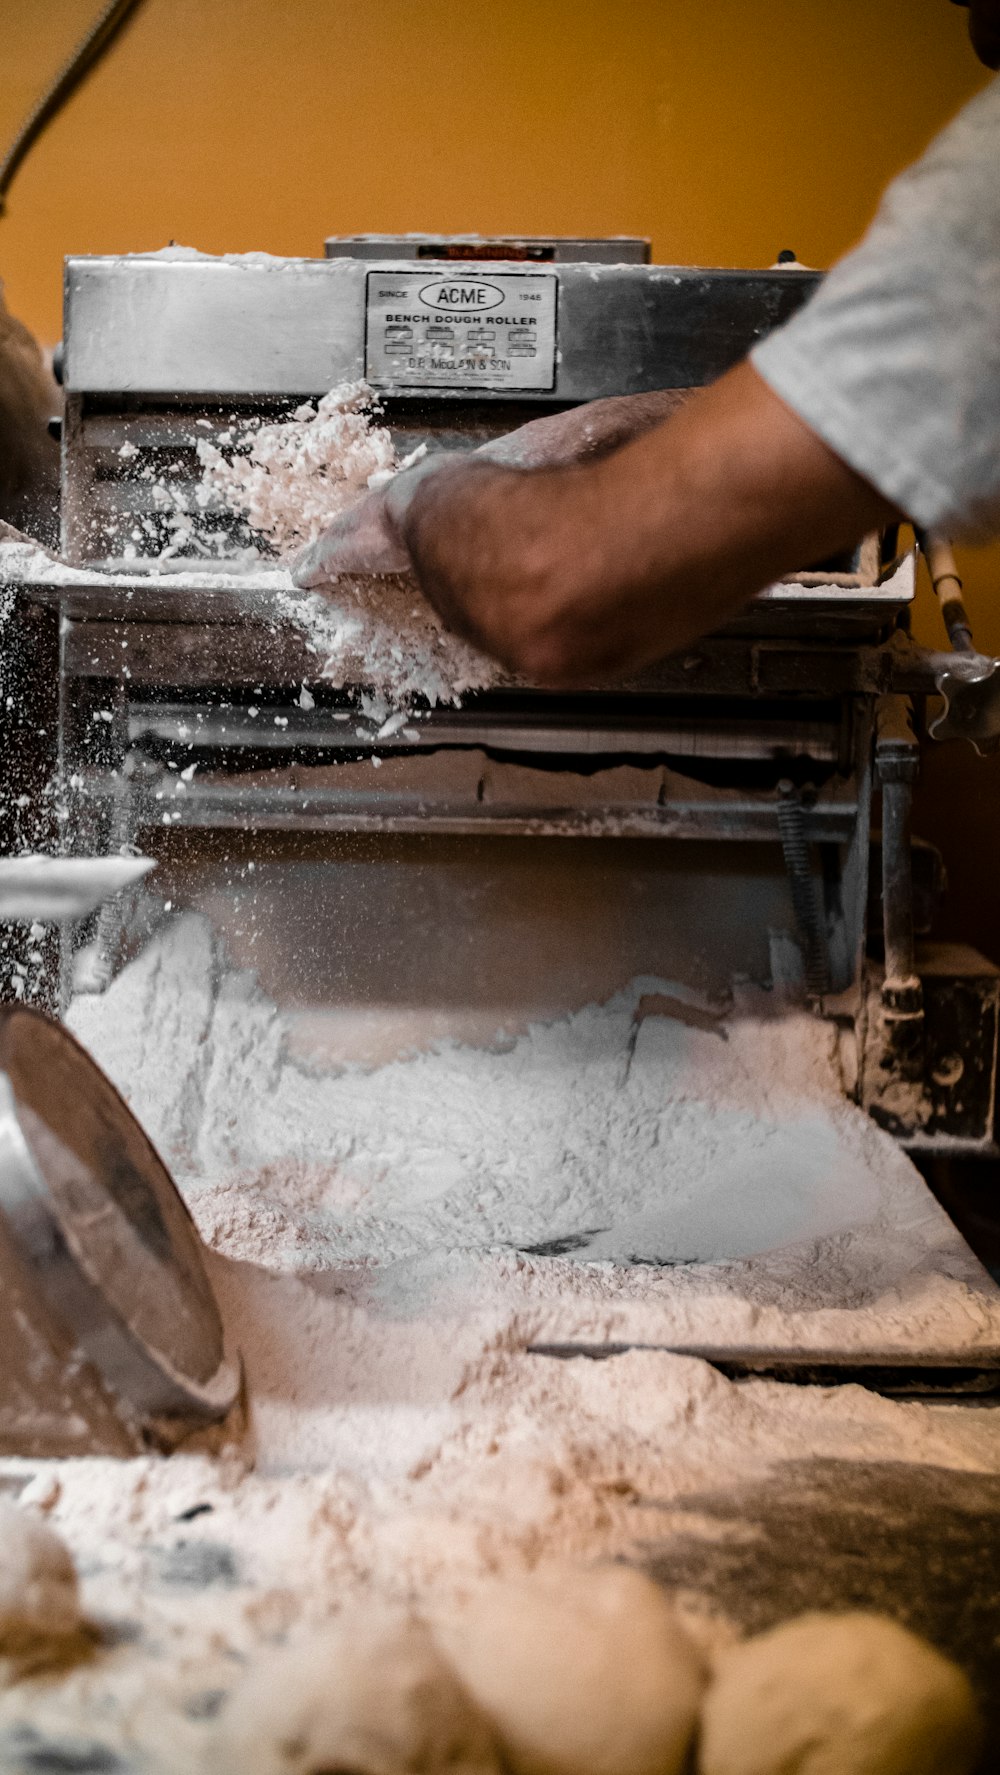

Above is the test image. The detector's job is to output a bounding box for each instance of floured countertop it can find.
[0,914,995,1767]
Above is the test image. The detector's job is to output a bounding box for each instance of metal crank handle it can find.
[910,529,1000,753]
[926,649,1000,754]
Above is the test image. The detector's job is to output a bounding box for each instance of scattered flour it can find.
[273,577,500,710]
[194,380,501,706]
[1,384,502,709]
[194,385,397,557]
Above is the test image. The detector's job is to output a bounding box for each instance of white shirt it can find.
[751,76,1000,542]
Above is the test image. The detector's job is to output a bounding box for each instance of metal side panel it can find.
[553,264,819,398]
[63,255,820,401]
[324,235,652,264]
[64,256,369,398]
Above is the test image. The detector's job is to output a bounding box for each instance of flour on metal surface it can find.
[0,913,993,1766]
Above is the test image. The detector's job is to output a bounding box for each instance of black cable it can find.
[0,0,150,218]
[776,781,830,999]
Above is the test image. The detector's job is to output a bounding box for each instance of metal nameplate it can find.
[365,269,558,391]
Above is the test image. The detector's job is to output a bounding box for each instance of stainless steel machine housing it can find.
[11,236,997,1156]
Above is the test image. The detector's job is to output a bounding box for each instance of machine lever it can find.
[911,530,1000,754]
[917,529,976,653]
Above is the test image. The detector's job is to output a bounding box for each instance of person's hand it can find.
[291,392,691,588]
[289,426,571,588]
[292,453,455,586]
[292,484,407,584]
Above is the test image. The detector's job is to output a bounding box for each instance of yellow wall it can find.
[2,0,999,947]
[3,2,994,335]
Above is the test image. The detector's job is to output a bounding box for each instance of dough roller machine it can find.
[3,232,1000,1396]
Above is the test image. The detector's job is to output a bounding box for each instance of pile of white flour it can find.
[0,916,995,1769]
[66,912,1000,1356]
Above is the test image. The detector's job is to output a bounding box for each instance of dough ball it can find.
[431,1562,705,1775]
[212,1613,502,1775]
[699,1611,983,1775]
[0,1500,78,1646]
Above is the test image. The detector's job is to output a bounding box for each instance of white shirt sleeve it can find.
[751,76,1000,542]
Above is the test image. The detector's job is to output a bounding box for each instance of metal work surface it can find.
[13,555,915,633]
[645,1458,1000,1773]
[0,855,153,922]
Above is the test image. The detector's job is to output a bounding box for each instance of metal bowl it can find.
[0,1007,240,1444]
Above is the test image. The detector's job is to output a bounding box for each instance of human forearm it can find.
[477,389,692,471]
[292,390,694,587]
[402,363,900,684]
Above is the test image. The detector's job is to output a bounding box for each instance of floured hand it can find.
[291,393,690,589]
[292,484,411,583]
[292,453,459,585]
